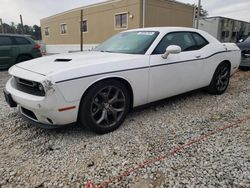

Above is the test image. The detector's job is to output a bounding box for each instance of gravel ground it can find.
[0,70,249,188]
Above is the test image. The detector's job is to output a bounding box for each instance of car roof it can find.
[123,27,201,33]
[123,27,220,43]
[0,33,31,38]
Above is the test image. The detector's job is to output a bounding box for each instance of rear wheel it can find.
[79,80,130,134]
[16,55,32,63]
[207,62,230,95]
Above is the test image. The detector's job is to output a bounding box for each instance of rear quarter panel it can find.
[224,43,241,73]
[201,43,241,86]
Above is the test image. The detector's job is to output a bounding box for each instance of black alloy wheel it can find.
[91,86,126,128]
[79,80,130,134]
[207,62,230,95]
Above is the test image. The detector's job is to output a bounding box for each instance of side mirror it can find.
[238,39,244,43]
[162,45,182,59]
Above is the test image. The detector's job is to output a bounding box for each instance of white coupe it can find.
[4,27,241,134]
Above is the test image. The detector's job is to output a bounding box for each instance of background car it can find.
[237,36,250,70]
[0,34,42,69]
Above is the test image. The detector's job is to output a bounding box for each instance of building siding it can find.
[198,17,250,42]
[199,18,220,39]
[144,0,194,27]
[40,0,194,53]
[41,0,141,45]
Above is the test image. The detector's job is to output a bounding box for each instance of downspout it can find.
[142,0,145,28]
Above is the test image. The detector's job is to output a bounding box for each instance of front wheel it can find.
[79,80,130,134]
[207,62,230,95]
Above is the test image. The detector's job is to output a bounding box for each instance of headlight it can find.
[38,83,44,91]
[42,79,55,95]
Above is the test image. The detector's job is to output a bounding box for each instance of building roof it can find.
[202,16,250,24]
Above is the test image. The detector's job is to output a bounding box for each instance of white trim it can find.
[60,23,68,35]
[114,12,128,30]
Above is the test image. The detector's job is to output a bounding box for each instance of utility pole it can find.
[0,18,4,33]
[20,14,24,34]
[80,9,83,51]
[196,0,201,29]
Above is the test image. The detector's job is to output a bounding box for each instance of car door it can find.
[148,31,208,103]
[0,36,17,68]
[13,36,33,55]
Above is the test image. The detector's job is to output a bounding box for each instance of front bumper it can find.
[5,77,79,127]
[19,108,76,129]
[240,57,250,68]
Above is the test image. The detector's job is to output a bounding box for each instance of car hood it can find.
[15,51,142,76]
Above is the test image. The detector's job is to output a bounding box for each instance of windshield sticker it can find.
[137,32,155,36]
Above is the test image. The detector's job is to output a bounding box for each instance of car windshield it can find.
[94,31,159,54]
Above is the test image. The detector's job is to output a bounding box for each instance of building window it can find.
[60,24,67,34]
[221,31,229,39]
[232,32,236,38]
[115,13,128,29]
[45,27,49,36]
[81,20,88,33]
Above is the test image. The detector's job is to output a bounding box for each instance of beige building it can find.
[40,0,194,53]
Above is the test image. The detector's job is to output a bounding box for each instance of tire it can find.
[207,62,230,95]
[16,55,32,63]
[239,67,250,71]
[79,80,130,134]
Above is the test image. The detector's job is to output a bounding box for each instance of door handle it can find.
[195,55,201,59]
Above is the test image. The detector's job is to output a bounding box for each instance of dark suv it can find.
[0,34,42,69]
[237,36,250,70]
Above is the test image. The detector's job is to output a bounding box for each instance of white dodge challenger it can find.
[4,27,241,134]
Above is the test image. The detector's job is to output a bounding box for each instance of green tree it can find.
[32,25,41,40]
[9,22,16,33]
[23,25,33,35]
[16,23,24,34]
[0,21,41,40]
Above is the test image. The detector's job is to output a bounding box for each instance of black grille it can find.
[12,77,45,96]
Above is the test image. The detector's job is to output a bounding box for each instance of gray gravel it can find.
[0,70,250,188]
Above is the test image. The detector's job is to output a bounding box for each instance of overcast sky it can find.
[0,0,249,26]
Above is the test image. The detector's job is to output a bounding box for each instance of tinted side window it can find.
[191,33,208,49]
[0,36,12,46]
[14,37,31,45]
[153,32,197,54]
